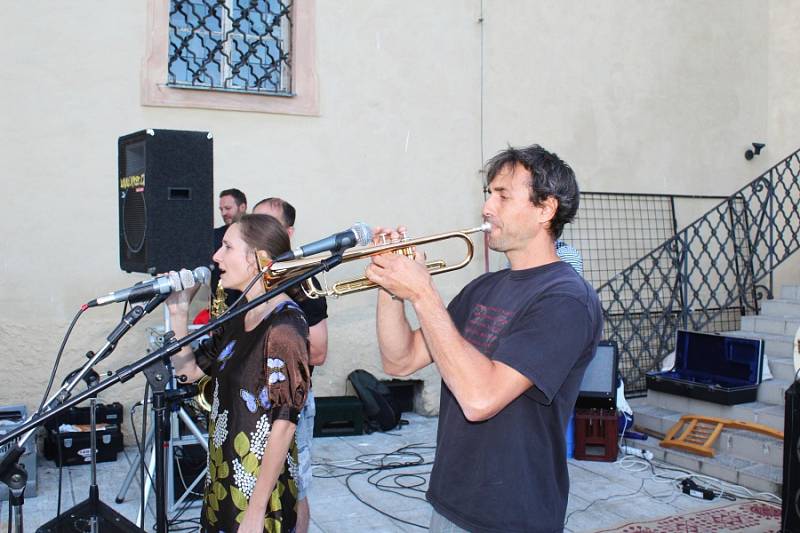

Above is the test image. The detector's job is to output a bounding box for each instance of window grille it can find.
[168,0,293,95]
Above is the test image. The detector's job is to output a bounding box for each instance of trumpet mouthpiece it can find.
[480,222,492,232]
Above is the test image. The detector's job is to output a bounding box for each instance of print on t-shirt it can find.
[462,303,514,353]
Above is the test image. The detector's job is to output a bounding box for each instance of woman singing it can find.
[168,214,310,532]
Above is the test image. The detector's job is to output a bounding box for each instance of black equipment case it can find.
[43,401,125,466]
[646,330,764,405]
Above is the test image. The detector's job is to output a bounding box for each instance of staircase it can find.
[631,285,800,495]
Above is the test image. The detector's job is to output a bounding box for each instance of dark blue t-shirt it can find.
[427,261,603,533]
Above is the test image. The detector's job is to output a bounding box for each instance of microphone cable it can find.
[36,306,87,415]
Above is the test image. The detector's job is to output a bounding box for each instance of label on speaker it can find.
[120,173,145,191]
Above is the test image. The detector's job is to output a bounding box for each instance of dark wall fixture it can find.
[745,142,766,160]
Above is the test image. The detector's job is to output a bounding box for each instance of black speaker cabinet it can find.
[783,381,800,532]
[118,129,214,274]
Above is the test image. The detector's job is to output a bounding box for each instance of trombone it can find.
[258,222,491,299]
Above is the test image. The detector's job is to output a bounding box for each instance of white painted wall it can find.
[1,1,798,430]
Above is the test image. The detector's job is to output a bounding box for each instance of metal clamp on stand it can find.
[0,446,28,533]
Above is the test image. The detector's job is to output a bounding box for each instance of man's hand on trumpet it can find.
[366,225,432,303]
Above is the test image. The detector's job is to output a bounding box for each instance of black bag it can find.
[347,369,401,432]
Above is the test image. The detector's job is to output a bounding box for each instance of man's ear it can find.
[538,196,559,225]
[287,226,295,239]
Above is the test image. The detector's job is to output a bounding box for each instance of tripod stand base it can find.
[35,498,143,533]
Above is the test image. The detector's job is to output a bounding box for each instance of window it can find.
[168,0,292,95]
[143,0,318,115]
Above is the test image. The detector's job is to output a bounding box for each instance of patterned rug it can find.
[593,501,782,533]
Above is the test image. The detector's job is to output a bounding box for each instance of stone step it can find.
[769,357,796,381]
[780,285,800,301]
[740,314,800,337]
[627,438,782,496]
[632,402,784,468]
[757,378,793,405]
[644,390,785,432]
[720,329,794,359]
[760,298,800,318]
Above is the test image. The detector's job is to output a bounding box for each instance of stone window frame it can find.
[141,0,318,116]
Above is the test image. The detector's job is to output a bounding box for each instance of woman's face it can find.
[212,223,259,293]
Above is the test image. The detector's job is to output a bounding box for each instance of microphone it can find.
[273,223,373,262]
[87,266,211,307]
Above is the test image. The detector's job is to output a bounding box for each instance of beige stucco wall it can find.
[1,1,798,433]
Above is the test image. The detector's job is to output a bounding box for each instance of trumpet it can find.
[257,222,491,299]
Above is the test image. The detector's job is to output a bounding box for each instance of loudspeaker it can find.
[118,129,214,274]
[783,381,800,532]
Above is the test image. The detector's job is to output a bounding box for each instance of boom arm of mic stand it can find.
[0,293,170,457]
[0,255,342,448]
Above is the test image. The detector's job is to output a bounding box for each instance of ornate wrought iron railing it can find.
[575,150,800,395]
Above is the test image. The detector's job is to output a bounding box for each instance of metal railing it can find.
[568,150,800,395]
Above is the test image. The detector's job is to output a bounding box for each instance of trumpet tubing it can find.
[264,223,490,298]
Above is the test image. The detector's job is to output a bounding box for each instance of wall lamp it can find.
[745,142,765,160]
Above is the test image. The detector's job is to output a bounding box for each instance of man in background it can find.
[253,197,328,533]
[212,188,248,302]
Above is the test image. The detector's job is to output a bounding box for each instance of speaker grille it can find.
[122,191,146,253]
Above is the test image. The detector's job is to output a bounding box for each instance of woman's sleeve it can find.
[193,324,226,376]
[264,309,310,424]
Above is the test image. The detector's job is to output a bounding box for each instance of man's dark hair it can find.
[253,197,296,228]
[220,188,247,207]
[485,144,579,239]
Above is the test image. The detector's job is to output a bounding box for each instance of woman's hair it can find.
[237,214,291,260]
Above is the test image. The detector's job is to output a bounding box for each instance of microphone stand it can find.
[0,255,342,532]
[0,293,168,533]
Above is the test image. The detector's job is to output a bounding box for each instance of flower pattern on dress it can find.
[232,457,258,499]
[210,378,220,420]
[287,451,299,480]
[213,410,229,448]
[250,414,271,461]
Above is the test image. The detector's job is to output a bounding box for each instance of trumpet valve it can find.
[393,245,415,258]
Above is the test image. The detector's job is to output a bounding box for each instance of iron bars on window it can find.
[168,0,293,95]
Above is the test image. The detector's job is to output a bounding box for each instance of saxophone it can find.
[194,284,228,412]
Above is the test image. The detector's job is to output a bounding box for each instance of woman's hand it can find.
[237,507,266,533]
[164,270,202,315]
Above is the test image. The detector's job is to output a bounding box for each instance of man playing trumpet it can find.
[365,144,603,533]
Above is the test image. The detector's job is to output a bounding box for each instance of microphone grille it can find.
[193,266,212,286]
[351,222,373,246]
[178,269,196,289]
